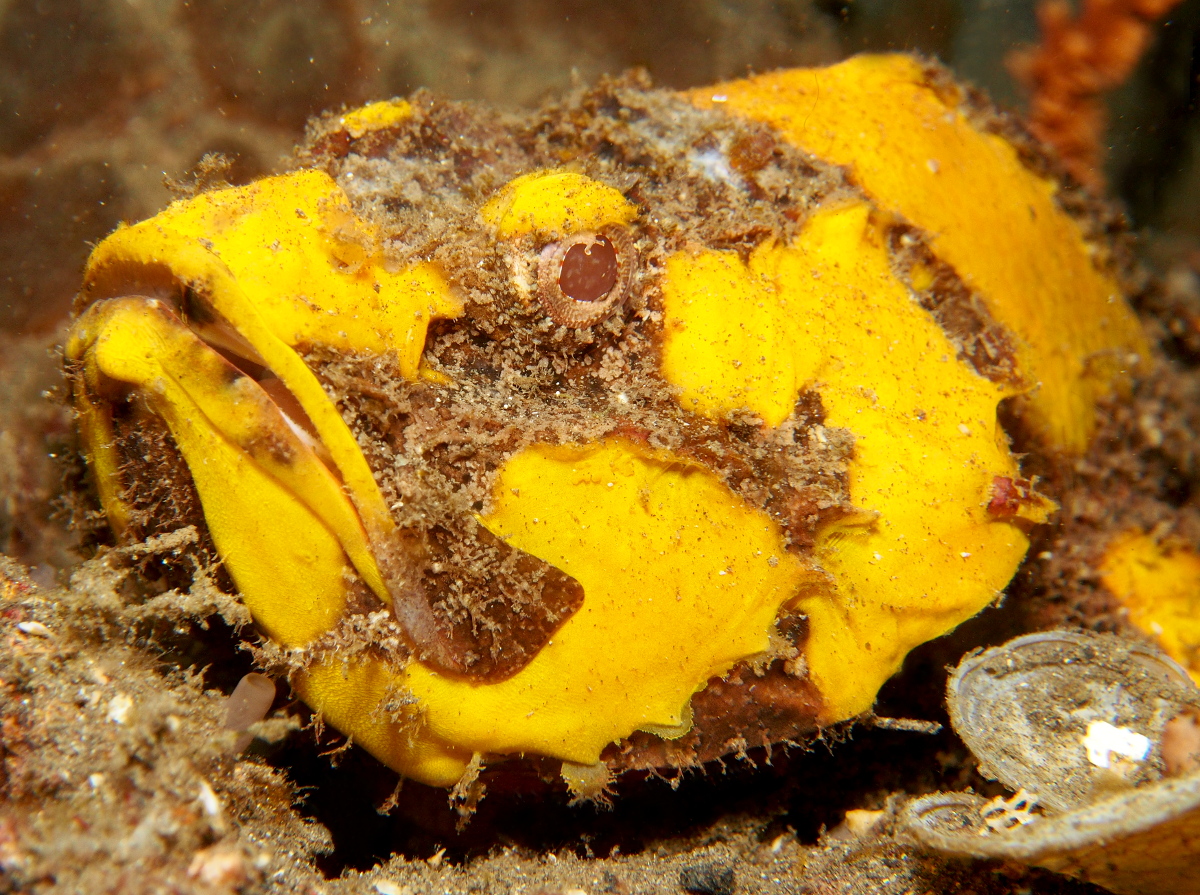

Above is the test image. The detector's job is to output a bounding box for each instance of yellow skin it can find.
[67,55,1141,789]
[1100,532,1200,684]
[690,54,1147,456]
[338,99,414,139]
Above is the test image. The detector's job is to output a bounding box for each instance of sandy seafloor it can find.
[1,1,1199,892]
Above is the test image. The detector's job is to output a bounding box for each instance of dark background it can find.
[0,0,1197,335]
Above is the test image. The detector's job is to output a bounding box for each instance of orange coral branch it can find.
[1009,0,1183,189]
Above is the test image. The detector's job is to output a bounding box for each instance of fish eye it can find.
[535,226,636,328]
[559,235,617,302]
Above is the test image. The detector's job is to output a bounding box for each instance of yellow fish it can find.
[66,54,1145,797]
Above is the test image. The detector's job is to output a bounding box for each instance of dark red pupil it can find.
[558,237,618,302]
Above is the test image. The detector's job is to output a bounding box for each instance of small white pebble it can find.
[711,93,728,103]
[1084,721,1151,768]
[187,846,246,887]
[373,882,412,895]
[926,158,940,174]
[88,773,105,789]
[197,780,222,818]
[958,423,972,436]
[960,552,972,559]
[106,693,133,725]
[16,621,52,638]
[843,808,887,838]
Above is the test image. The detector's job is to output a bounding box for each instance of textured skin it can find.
[66,54,1144,790]
[1100,532,1200,684]
[690,54,1148,456]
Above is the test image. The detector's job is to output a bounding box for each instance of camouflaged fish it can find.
[66,54,1151,798]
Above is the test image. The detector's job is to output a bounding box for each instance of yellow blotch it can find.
[661,245,813,427]
[297,657,474,788]
[661,202,1030,721]
[479,170,638,240]
[339,99,413,138]
[78,170,462,542]
[400,440,814,765]
[692,53,1148,455]
[1100,531,1200,683]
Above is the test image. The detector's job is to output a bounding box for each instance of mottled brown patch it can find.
[728,128,777,175]
[111,403,207,544]
[102,398,229,591]
[608,659,824,772]
[608,616,822,772]
[384,521,585,682]
[887,223,1020,387]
